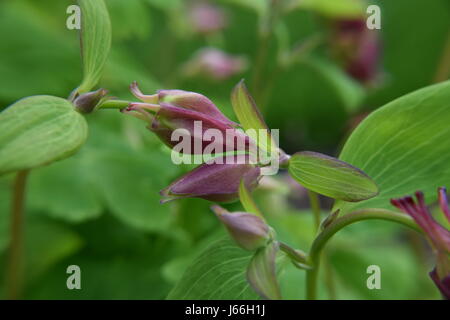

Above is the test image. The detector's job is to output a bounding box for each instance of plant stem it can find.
[6,170,29,300]
[305,208,420,300]
[279,241,308,264]
[307,190,321,232]
[97,99,131,110]
[251,0,282,108]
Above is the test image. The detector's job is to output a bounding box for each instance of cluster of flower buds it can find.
[391,188,450,299]
[329,18,381,84]
[123,82,261,203]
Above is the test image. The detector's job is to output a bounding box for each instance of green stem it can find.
[279,241,308,264]
[251,0,282,108]
[307,190,321,232]
[6,170,29,300]
[305,208,420,300]
[97,99,131,110]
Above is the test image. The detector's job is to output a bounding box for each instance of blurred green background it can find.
[0,0,449,299]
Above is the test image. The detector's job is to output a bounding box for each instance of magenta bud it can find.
[150,103,251,153]
[73,88,108,113]
[330,18,381,84]
[188,2,227,35]
[126,83,252,154]
[182,48,247,81]
[130,82,235,125]
[212,205,270,251]
[160,155,261,203]
[157,89,236,126]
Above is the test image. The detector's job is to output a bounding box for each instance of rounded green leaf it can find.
[0,95,88,175]
[288,151,379,202]
[335,80,450,213]
[77,0,112,93]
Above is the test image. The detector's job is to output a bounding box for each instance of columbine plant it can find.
[0,0,449,301]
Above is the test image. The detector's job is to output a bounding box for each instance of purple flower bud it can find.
[125,83,253,154]
[188,2,227,35]
[211,205,270,251]
[73,88,108,113]
[330,18,381,84]
[130,82,236,125]
[160,155,261,203]
[391,188,450,298]
[182,48,247,81]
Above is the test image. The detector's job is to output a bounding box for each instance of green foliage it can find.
[288,151,379,202]
[27,156,103,223]
[77,0,112,93]
[238,179,263,218]
[305,58,365,113]
[336,81,450,213]
[294,0,365,18]
[0,96,87,175]
[168,238,259,299]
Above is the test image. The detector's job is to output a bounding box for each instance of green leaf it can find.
[305,58,365,113]
[288,151,379,202]
[24,217,83,282]
[247,241,282,300]
[238,178,264,219]
[220,0,267,16]
[27,154,102,223]
[167,238,259,299]
[231,80,276,155]
[85,147,174,232]
[77,0,112,93]
[0,96,88,176]
[294,0,365,18]
[335,81,450,213]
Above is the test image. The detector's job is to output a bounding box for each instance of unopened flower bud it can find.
[182,48,247,81]
[73,88,108,113]
[330,18,381,84]
[212,205,270,251]
[124,82,253,154]
[188,2,227,35]
[160,155,261,203]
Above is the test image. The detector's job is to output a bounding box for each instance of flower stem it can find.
[251,0,282,108]
[305,208,420,299]
[307,190,321,232]
[97,99,131,110]
[6,170,29,300]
